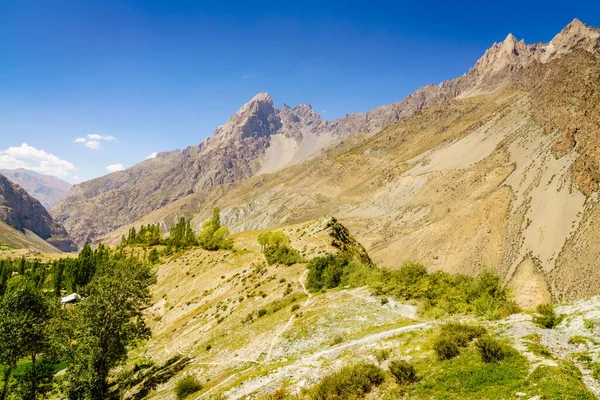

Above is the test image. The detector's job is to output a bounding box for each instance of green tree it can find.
[65,257,156,399]
[197,208,233,251]
[0,284,51,400]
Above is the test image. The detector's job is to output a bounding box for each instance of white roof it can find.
[61,293,83,304]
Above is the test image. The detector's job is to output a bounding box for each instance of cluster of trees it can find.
[0,248,155,399]
[119,208,233,253]
[121,223,162,246]
[167,208,233,252]
[257,231,302,265]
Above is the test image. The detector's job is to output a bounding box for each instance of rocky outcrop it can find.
[0,168,72,209]
[0,174,75,251]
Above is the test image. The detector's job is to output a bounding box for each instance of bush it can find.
[389,359,419,385]
[175,375,202,399]
[433,337,461,360]
[373,348,391,363]
[310,363,384,400]
[291,304,300,312]
[439,322,486,347]
[259,231,302,266]
[476,336,511,363]
[533,304,564,329]
[433,322,486,360]
[264,245,302,266]
[307,254,351,292]
[258,309,267,318]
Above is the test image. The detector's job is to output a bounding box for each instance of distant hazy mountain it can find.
[0,168,72,209]
[0,174,75,252]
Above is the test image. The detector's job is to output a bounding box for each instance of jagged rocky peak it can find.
[544,18,600,60]
[472,33,533,77]
[208,92,281,146]
[472,19,600,78]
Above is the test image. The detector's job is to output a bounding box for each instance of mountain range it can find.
[42,18,600,303]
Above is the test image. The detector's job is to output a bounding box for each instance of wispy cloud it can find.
[0,143,77,177]
[147,152,158,159]
[87,134,116,141]
[84,140,101,149]
[74,134,117,150]
[106,163,125,173]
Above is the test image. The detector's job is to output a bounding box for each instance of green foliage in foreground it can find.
[310,363,384,400]
[175,375,202,399]
[407,347,594,399]
[433,323,486,361]
[389,359,419,385]
[533,303,564,329]
[306,255,519,319]
[476,336,512,363]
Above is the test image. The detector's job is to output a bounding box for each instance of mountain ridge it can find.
[0,174,75,252]
[52,19,600,247]
[0,168,72,209]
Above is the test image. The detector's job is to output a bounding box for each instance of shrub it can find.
[373,348,391,363]
[310,363,385,400]
[476,336,511,363]
[258,309,267,318]
[439,322,486,347]
[291,304,300,312]
[433,337,461,360]
[264,245,302,266]
[568,336,589,345]
[533,304,564,329]
[175,375,202,399]
[433,322,486,360]
[330,335,344,346]
[389,359,419,385]
[259,231,302,266]
[307,254,352,291]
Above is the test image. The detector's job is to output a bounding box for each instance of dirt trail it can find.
[225,321,433,399]
[265,270,312,361]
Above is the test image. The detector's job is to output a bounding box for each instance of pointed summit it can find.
[546,18,600,60]
[504,33,517,44]
[250,92,273,103]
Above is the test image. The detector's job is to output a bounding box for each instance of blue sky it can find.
[1,0,599,183]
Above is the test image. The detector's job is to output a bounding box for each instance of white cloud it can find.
[0,143,77,177]
[147,152,158,159]
[84,140,101,149]
[87,134,116,141]
[74,134,117,149]
[106,163,125,173]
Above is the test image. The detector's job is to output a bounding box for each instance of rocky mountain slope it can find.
[0,168,72,209]
[98,19,600,306]
[0,174,75,252]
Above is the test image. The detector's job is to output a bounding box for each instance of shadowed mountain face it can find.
[53,19,600,255]
[0,174,75,252]
[0,168,72,209]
